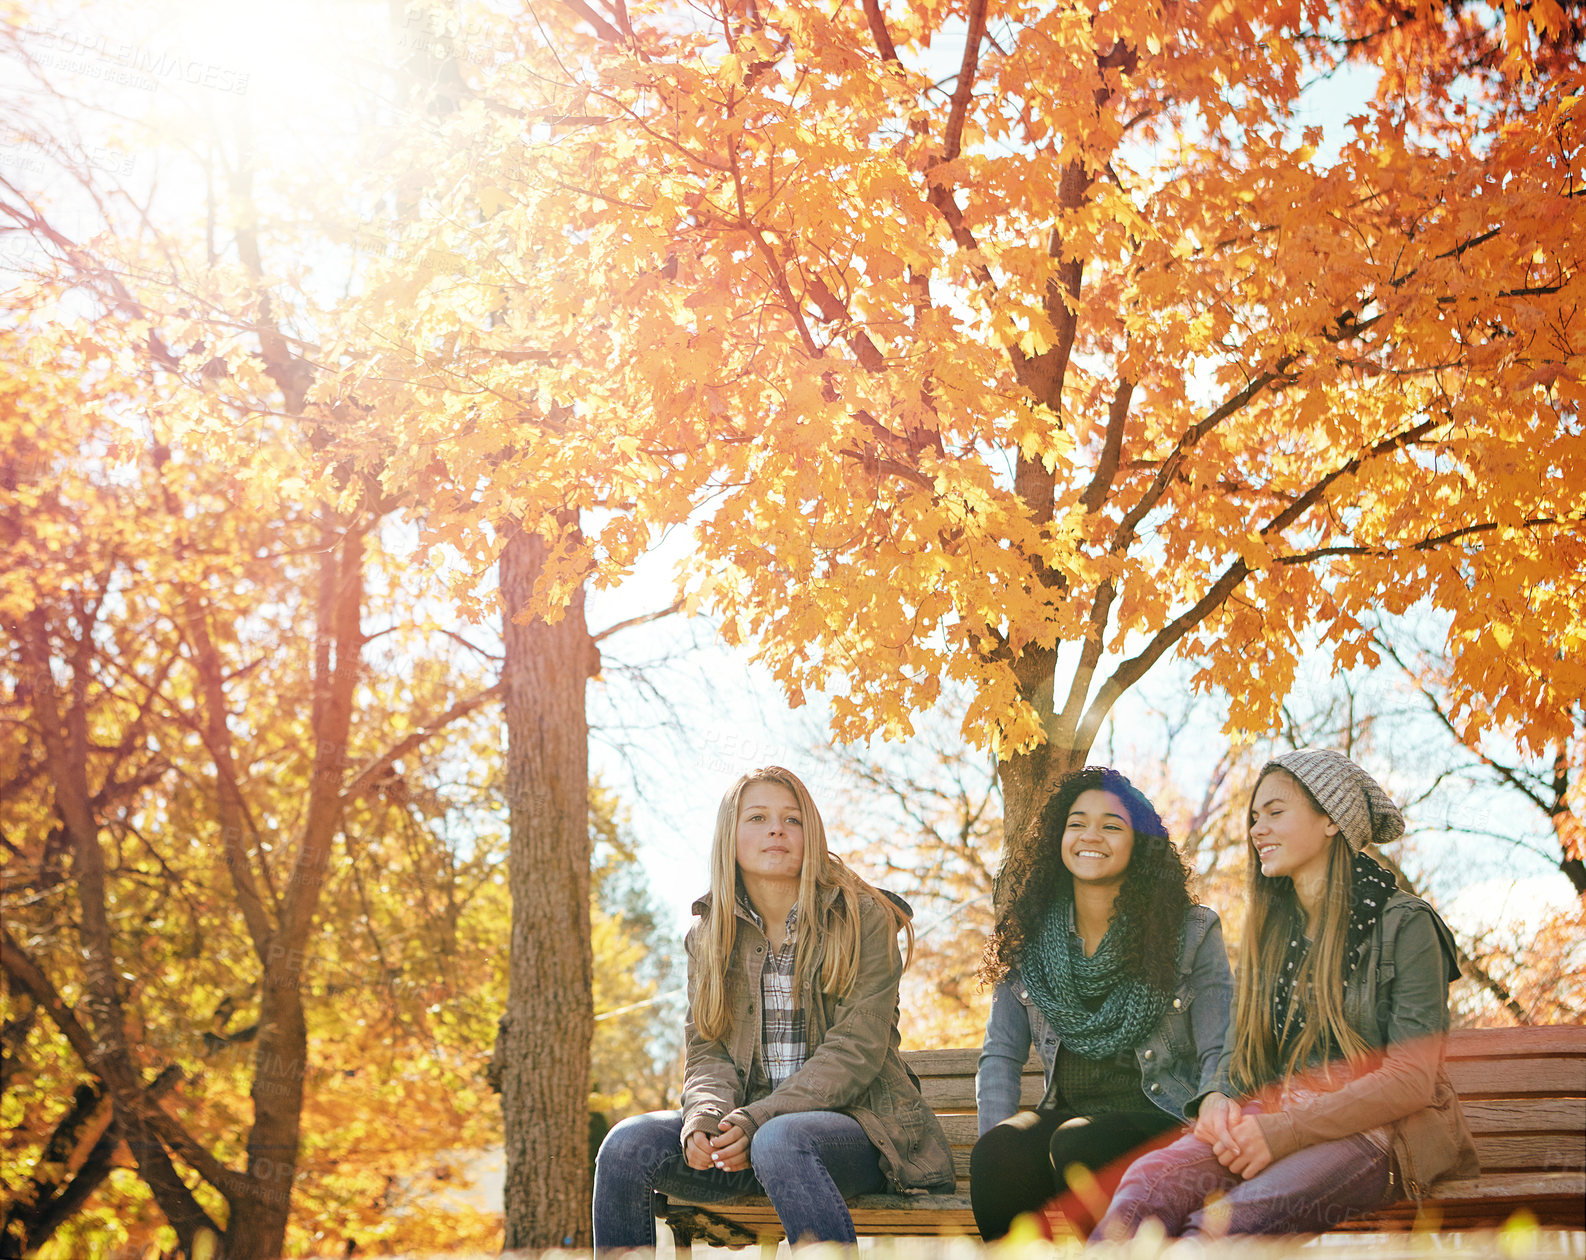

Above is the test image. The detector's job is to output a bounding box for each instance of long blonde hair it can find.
[1230,768,1372,1093]
[691,766,913,1042]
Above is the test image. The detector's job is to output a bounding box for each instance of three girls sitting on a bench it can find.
[592,752,1476,1249]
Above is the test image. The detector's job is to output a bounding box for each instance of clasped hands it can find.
[1192,1092,1274,1179]
[684,1117,751,1173]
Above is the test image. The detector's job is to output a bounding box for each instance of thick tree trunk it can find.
[499,525,598,1249]
[997,736,1085,895]
[995,636,1085,888]
[223,987,309,1257]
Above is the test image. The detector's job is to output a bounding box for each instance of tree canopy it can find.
[336,0,1584,837]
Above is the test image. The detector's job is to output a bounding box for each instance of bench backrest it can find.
[903,1026,1586,1194]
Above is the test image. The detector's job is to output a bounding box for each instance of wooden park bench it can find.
[658,1024,1585,1251]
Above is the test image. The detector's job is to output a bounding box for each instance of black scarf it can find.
[1272,851,1396,1059]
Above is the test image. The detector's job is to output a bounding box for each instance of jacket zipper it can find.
[1397,1130,1423,1199]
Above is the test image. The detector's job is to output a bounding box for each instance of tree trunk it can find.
[222,986,309,1257]
[1548,747,1586,898]
[223,525,365,1260]
[996,637,1086,892]
[499,524,598,1249]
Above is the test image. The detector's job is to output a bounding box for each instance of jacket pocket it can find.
[1163,984,1198,1058]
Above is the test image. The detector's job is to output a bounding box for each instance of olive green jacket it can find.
[680,886,956,1194]
[1201,892,1479,1199]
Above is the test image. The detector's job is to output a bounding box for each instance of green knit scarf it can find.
[1021,901,1173,1060]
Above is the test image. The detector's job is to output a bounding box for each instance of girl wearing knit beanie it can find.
[1096,749,1478,1239]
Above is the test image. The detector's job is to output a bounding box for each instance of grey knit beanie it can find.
[1261,748,1405,851]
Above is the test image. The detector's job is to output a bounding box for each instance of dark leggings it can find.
[969,1107,1182,1241]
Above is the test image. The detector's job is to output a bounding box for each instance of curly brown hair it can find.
[979,766,1193,995]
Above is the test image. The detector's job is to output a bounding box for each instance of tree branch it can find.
[1062,416,1442,776]
[178,596,275,955]
[942,0,989,163]
[341,682,504,802]
[861,0,900,62]
[0,926,237,1217]
[282,523,365,940]
[1275,516,1572,565]
[555,0,627,44]
[1080,377,1134,514]
[592,600,682,643]
[1110,364,1287,555]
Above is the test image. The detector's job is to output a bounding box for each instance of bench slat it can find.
[1443,1026,1586,1056]
[1447,1058,1586,1096]
[936,1095,1584,1149]
[664,1197,980,1243]
[1471,1131,1586,1172]
[934,1129,1583,1181]
[946,1094,1586,1132]
[923,1069,1583,1114]
[919,1075,1044,1110]
[1327,1172,1586,1231]
[907,1045,1586,1103]
[1460,1095,1585,1137]
[672,1172,1586,1239]
[904,1047,998,1075]
[903,1024,1586,1069]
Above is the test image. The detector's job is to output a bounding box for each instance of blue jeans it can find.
[592,1109,886,1249]
[1095,1126,1391,1238]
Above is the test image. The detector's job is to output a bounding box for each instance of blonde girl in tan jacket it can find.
[592,766,953,1250]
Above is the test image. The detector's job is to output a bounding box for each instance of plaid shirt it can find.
[739,894,807,1091]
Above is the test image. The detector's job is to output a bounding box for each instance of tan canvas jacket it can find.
[680,886,956,1194]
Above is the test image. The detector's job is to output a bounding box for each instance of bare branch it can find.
[1079,378,1134,514]
[593,601,682,643]
[341,682,504,803]
[1374,851,1532,1025]
[861,0,900,62]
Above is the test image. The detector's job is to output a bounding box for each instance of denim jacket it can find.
[976,904,1233,1135]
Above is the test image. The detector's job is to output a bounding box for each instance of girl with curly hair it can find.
[592,766,954,1249]
[1094,750,1477,1239]
[971,766,1233,1240]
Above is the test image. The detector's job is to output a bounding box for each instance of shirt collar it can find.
[736,889,799,936]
